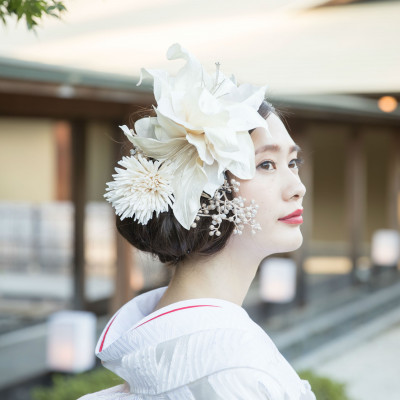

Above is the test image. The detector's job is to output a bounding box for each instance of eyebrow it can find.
[255,144,302,155]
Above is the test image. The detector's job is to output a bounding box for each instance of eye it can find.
[258,160,275,171]
[258,157,304,171]
[289,157,304,169]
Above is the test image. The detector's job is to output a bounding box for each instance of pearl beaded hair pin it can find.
[192,178,261,236]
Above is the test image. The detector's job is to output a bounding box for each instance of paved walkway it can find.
[292,307,400,400]
[315,322,400,400]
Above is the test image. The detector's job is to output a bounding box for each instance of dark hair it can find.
[116,100,276,266]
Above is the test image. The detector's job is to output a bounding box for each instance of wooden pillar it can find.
[71,120,87,310]
[346,127,366,284]
[290,120,313,307]
[112,234,134,313]
[54,121,72,201]
[110,123,135,313]
[387,131,400,231]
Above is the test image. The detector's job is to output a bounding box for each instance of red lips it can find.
[279,209,303,220]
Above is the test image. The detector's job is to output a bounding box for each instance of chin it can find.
[243,226,304,258]
[273,230,304,254]
[288,236,303,252]
[287,231,304,251]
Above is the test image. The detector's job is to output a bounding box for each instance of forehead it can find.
[252,113,295,149]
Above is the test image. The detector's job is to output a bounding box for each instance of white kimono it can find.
[79,286,316,399]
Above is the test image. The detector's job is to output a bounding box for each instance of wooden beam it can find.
[0,77,153,106]
[71,120,87,310]
[0,92,138,120]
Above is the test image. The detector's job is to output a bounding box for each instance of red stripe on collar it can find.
[134,304,221,330]
[99,313,119,352]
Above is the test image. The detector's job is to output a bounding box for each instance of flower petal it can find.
[186,132,213,165]
[233,83,268,108]
[154,108,187,140]
[137,68,170,104]
[227,104,270,132]
[134,117,158,139]
[212,70,237,98]
[212,131,256,179]
[104,155,174,225]
[119,125,135,141]
[227,132,256,179]
[171,149,208,229]
[203,161,224,196]
[167,43,213,92]
[130,137,188,160]
[198,87,224,115]
[204,126,238,153]
[156,88,205,133]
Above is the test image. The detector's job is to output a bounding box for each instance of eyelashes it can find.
[292,157,305,169]
[258,157,304,171]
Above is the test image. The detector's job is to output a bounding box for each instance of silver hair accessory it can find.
[192,178,261,236]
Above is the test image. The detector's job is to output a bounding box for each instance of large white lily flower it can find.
[121,43,271,229]
[104,155,174,225]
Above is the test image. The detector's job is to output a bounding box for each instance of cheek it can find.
[238,179,259,203]
[239,178,277,221]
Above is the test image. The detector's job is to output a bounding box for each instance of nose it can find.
[284,173,306,202]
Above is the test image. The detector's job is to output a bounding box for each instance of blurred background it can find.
[0,0,400,399]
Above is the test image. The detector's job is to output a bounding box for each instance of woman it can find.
[80,43,316,399]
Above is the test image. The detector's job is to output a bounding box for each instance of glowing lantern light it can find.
[377,96,398,113]
[260,257,297,303]
[371,229,400,267]
[47,311,96,373]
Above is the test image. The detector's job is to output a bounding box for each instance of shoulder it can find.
[159,327,315,400]
[196,367,316,400]
[173,367,315,400]
[146,324,280,378]
[207,367,286,399]
[129,302,280,371]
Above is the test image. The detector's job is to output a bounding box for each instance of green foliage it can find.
[299,369,353,400]
[31,368,124,400]
[0,0,67,30]
[32,366,353,400]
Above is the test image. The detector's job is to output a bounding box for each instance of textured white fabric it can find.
[79,286,316,399]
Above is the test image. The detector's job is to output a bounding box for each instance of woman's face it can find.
[232,113,306,258]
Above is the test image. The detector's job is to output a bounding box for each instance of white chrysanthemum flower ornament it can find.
[104,154,174,224]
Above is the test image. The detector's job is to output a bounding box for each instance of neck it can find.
[155,237,266,310]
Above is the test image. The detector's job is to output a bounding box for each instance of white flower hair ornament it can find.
[105,43,272,234]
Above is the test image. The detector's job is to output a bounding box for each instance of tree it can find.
[0,0,67,30]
